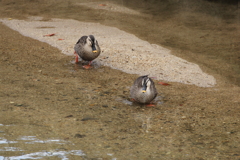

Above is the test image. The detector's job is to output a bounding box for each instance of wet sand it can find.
[0,0,239,159]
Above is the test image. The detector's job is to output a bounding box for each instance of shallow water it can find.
[0,0,239,159]
[0,124,86,159]
[114,0,240,86]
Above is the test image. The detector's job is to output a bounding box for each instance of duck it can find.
[130,75,158,105]
[74,35,101,69]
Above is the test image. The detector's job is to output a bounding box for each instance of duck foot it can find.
[146,103,155,107]
[82,64,92,69]
[130,98,135,102]
[82,61,93,69]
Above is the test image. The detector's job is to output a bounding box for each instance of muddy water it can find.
[111,0,240,86]
[0,0,239,159]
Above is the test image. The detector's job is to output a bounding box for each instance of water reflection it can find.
[0,150,85,160]
[0,124,118,160]
[0,124,85,160]
[117,95,163,106]
[0,147,23,152]
[18,136,65,144]
[0,138,17,144]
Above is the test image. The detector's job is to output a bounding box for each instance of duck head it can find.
[141,75,151,93]
[87,35,98,53]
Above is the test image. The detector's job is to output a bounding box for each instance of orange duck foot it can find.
[146,103,156,107]
[82,64,92,69]
[130,98,135,102]
[82,61,93,69]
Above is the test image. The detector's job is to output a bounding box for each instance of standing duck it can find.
[130,75,158,105]
[74,35,101,69]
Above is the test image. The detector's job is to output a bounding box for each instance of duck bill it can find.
[92,45,97,53]
[142,85,147,93]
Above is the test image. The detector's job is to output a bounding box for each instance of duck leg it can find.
[74,51,79,63]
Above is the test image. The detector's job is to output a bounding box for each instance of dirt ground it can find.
[0,0,239,159]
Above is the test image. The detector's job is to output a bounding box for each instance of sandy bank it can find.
[0,17,216,87]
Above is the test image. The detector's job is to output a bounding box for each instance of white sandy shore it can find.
[0,17,216,87]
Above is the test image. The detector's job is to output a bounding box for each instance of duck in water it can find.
[130,75,158,106]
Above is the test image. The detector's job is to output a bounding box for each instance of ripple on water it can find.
[0,124,85,160]
[0,136,85,159]
[0,138,17,144]
[0,124,117,160]
[116,95,163,106]
[0,150,85,160]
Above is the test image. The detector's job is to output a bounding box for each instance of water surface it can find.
[0,0,239,159]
